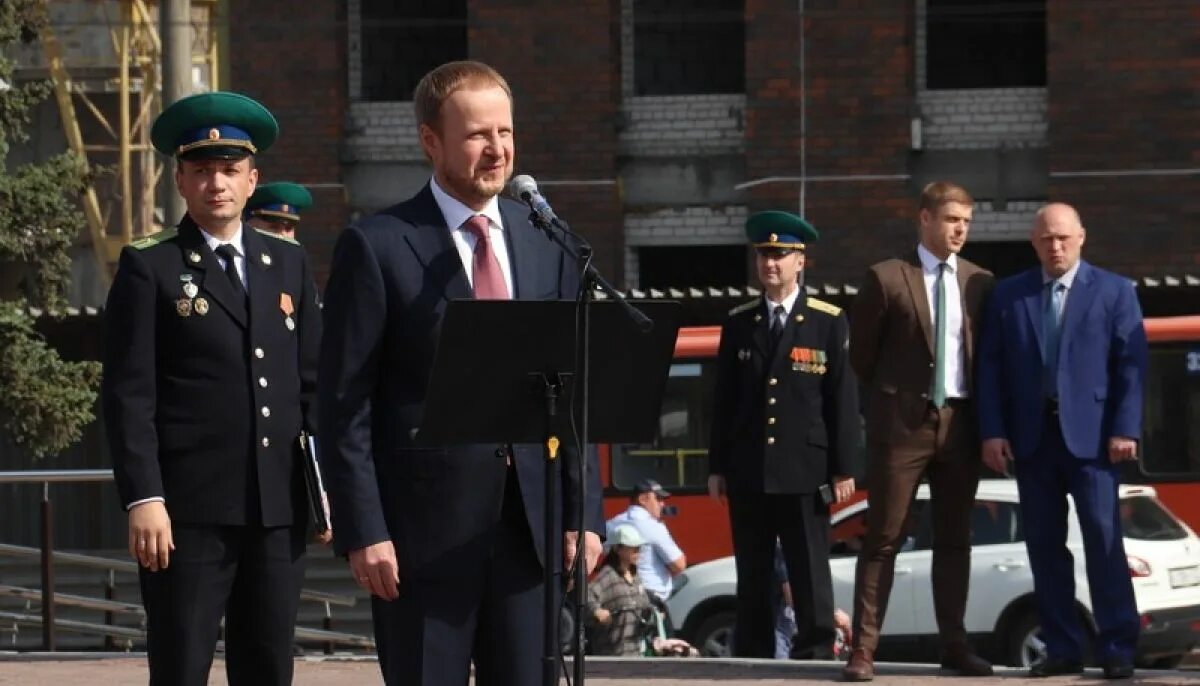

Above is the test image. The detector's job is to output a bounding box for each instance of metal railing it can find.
[0,469,363,652]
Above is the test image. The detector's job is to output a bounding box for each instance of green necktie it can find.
[932,263,948,408]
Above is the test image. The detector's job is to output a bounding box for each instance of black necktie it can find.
[769,304,786,348]
[214,244,245,297]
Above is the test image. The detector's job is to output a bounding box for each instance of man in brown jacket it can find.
[842,182,995,681]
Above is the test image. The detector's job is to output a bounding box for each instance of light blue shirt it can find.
[606,505,684,602]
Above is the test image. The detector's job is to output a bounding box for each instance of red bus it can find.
[600,315,1200,565]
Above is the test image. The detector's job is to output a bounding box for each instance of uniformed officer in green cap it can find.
[706,210,861,660]
[245,181,313,240]
[101,91,322,686]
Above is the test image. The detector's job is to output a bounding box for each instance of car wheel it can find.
[691,609,736,657]
[1007,610,1047,669]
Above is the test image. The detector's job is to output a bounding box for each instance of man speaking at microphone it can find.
[318,60,604,686]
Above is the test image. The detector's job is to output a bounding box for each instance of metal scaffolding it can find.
[34,0,220,281]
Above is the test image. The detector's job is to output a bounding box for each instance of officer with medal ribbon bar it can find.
[100,91,324,686]
[707,211,861,660]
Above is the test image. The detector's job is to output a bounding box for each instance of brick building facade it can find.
[230,0,1200,296]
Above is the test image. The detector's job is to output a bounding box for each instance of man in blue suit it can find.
[317,60,604,685]
[977,203,1145,680]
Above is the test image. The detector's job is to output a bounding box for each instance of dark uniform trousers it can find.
[708,296,860,661]
[729,492,834,657]
[102,217,321,686]
[372,462,550,686]
[852,398,979,652]
[139,524,306,686]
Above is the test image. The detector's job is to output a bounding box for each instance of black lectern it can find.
[417,298,681,684]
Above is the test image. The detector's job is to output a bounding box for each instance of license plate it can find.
[1169,565,1200,588]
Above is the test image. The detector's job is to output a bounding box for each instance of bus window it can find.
[1141,344,1200,478]
[611,360,718,491]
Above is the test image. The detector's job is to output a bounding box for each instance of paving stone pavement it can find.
[1,655,1198,685]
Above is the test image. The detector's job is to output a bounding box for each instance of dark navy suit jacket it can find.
[317,183,604,580]
[977,260,1146,460]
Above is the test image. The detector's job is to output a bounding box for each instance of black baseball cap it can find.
[634,478,671,498]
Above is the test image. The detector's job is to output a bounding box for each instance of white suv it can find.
[666,480,1200,667]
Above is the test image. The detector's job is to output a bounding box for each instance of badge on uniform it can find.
[187,250,201,264]
[261,253,272,267]
[176,298,192,317]
[194,297,209,316]
[737,348,752,362]
[790,347,827,374]
[280,293,295,330]
[180,273,198,299]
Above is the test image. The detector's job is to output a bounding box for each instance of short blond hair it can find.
[918,181,974,213]
[412,60,513,131]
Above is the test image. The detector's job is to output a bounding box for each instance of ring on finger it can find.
[138,539,146,549]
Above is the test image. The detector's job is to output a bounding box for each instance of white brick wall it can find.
[917,88,1047,150]
[971,200,1041,241]
[619,95,746,156]
[625,206,747,246]
[345,102,424,162]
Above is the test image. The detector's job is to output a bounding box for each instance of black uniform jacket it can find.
[101,216,321,527]
[317,183,604,579]
[708,295,860,495]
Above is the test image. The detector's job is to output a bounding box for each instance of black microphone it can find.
[507,175,564,228]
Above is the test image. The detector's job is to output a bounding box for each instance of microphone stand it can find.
[526,210,650,686]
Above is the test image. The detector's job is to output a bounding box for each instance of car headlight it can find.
[670,573,689,597]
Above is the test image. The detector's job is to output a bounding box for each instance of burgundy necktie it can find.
[462,215,510,300]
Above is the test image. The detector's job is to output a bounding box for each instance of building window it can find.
[637,245,747,289]
[958,240,1038,279]
[634,0,744,96]
[926,0,1045,89]
[360,0,467,101]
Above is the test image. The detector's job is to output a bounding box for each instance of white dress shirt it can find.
[764,285,802,326]
[199,223,249,291]
[1042,260,1081,325]
[430,176,515,297]
[917,243,967,399]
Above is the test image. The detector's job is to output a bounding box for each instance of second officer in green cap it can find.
[101,91,322,686]
[245,181,313,241]
[706,210,861,660]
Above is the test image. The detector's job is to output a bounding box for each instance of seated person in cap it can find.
[587,524,656,656]
[245,181,313,241]
[707,210,860,660]
[102,91,322,686]
[606,478,686,607]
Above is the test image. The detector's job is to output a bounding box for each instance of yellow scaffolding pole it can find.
[37,0,219,279]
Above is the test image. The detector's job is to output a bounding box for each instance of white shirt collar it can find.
[917,243,957,274]
[765,284,802,316]
[197,222,245,256]
[430,176,504,233]
[1043,260,1081,289]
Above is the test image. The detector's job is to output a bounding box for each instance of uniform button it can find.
[768,417,776,425]
[259,377,268,388]
[929,362,935,369]
[768,397,777,405]
[920,393,929,400]
[767,437,776,445]
[768,378,778,386]
[495,448,507,459]
[254,347,265,359]
[261,437,270,447]
[261,406,271,418]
